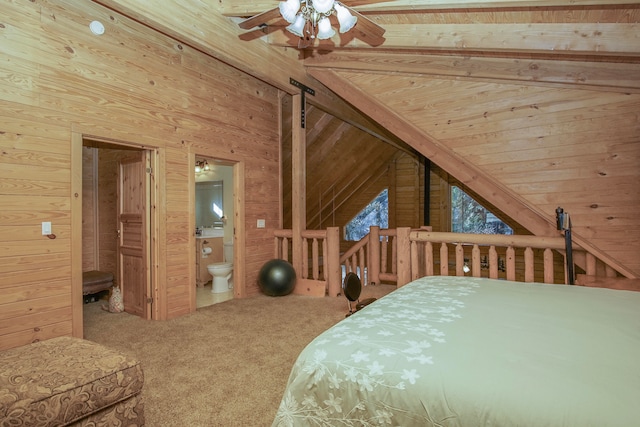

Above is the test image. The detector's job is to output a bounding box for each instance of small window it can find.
[345,189,389,241]
[451,186,512,234]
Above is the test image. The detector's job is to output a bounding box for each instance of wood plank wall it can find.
[0,0,281,350]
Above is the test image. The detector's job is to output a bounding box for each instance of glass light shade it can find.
[279,0,301,23]
[286,14,306,37]
[334,3,357,33]
[311,0,335,14]
[316,17,335,39]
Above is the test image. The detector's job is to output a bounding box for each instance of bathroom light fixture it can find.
[195,160,211,174]
[279,0,357,42]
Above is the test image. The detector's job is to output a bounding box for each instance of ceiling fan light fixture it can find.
[286,13,307,37]
[280,0,357,43]
[279,0,301,23]
[312,0,335,14]
[334,3,357,33]
[316,16,335,39]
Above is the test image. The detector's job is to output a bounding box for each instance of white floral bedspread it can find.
[272,276,640,427]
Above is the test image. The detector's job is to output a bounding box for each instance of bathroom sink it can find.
[200,228,224,238]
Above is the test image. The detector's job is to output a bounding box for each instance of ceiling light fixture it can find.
[279,0,357,42]
[89,20,105,36]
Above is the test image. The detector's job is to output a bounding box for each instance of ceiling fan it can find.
[238,0,386,49]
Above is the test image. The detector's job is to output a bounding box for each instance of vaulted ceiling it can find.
[101,0,640,277]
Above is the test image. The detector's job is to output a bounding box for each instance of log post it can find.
[396,227,412,286]
[326,227,341,297]
[291,93,305,289]
[369,226,380,285]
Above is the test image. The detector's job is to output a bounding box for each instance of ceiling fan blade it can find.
[344,5,386,38]
[238,7,281,30]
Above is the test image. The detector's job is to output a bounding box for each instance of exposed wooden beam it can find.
[219,0,640,16]
[266,23,640,60]
[304,51,640,91]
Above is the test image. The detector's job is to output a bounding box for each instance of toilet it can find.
[207,243,233,293]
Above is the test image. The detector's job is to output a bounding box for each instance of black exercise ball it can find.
[258,259,296,297]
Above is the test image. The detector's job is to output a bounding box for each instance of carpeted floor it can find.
[83,284,394,426]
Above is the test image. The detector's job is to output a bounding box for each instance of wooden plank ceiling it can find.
[104,0,640,277]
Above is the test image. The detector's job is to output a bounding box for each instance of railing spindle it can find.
[391,236,398,275]
[381,237,388,274]
[425,241,434,276]
[322,238,328,281]
[506,246,516,281]
[440,243,449,276]
[312,238,319,280]
[543,248,554,284]
[489,246,498,279]
[302,238,309,279]
[456,243,465,276]
[472,244,481,277]
[524,247,534,282]
[411,241,419,281]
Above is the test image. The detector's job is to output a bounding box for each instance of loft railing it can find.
[274,226,624,296]
[274,227,340,297]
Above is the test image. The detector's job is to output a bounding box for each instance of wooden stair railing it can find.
[339,226,406,287]
[340,234,368,280]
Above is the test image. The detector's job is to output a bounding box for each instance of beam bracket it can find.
[290,78,315,128]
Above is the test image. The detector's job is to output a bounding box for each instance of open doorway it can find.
[81,138,157,323]
[194,156,236,309]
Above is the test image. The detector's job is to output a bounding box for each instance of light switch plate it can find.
[257,219,266,228]
[42,222,52,235]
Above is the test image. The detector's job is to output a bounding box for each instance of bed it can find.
[272,276,640,426]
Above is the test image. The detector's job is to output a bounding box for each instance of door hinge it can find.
[146,167,153,174]
[146,297,153,304]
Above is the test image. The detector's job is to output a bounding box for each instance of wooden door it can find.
[117,152,151,319]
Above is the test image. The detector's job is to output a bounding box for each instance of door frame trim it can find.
[72,133,160,336]
[191,155,246,307]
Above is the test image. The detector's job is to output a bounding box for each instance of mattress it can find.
[272,276,640,426]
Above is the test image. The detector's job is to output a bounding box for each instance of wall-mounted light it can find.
[195,160,211,174]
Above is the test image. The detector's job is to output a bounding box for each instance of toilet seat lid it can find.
[208,262,232,268]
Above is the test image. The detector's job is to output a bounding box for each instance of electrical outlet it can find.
[257,219,266,228]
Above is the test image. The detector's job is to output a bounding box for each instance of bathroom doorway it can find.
[81,138,157,321]
[194,156,236,309]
